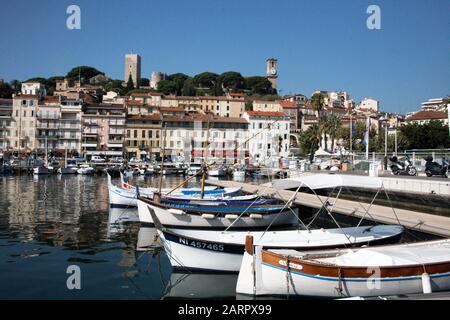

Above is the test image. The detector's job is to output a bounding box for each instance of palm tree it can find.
[310,93,325,118]
[327,114,341,153]
[306,124,321,164]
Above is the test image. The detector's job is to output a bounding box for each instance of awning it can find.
[272,174,383,190]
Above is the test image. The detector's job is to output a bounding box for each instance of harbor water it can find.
[0,174,436,299]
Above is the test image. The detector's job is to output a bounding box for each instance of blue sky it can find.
[0,0,449,113]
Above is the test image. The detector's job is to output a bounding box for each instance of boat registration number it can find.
[179,237,225,252]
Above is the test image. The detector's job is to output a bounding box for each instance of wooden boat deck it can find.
[206,180,450,238]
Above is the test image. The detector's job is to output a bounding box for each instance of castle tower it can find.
[266,58,278,90]
[124,53,141,88]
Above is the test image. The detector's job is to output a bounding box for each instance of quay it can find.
[206,179,450,238]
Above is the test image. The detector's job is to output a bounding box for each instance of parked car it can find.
[91,156,106,163]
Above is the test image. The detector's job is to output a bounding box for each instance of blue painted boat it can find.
[159,201,288,214]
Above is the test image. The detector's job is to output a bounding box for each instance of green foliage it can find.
[245,76,273,95]
[9,80,21,94]
[168,73,189,95]
[139,78,150,87]
[181,78,196,96]
[66,66,104,82]
[299,124,321,162]
[104,80,126,95]
[0,82,13,98]
[157,80,178,95]
[220,71,245,91]
[400,121,450,149]
[310,93,325,117]
[125,74,135,92]
[193,72,219,89]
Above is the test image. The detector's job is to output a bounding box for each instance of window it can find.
[149,130,152,138]
[142,130,146,139]
[126,130,130,138]
[134,130,137,138]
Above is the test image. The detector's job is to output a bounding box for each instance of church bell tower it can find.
[266,58,278,90]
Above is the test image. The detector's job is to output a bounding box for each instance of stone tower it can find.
[266,58,278,90]
[124,53,141,88]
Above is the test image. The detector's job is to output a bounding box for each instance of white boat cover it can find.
[270,239,450,267]
[272,174,383,191]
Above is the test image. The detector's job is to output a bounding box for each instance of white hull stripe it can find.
[262,263,450,282]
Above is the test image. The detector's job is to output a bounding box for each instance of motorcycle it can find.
[424,156,449,178]
[389,155,417,176]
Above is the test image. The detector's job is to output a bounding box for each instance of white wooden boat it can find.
[207,166,227,177]
[186,163,202,176]
[119,172,218,195]
[237,237,450,298]
[138,198,299,228]
[154,220,404,272]
[232,170,246,181]
[109,174,239,207]
[58,166,78,174]
[77,164,95,175]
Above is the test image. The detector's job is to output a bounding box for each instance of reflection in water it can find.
[0,175,173,299]
[162,272,238,300]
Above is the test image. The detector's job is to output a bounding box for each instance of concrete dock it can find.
[206,179,450,238]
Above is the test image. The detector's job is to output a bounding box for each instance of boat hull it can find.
[158,225,404,272]
[243,254,450,297]
[138,199,299,229]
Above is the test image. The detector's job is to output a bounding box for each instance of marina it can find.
[1,168,449,299]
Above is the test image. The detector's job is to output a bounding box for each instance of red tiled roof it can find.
[126,100,145,106]
[279,100,297,109]
[407,110,447,121]
[246,111,287,117]
[13,94,40,99]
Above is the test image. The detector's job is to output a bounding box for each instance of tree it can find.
[168,73,189,95]
[139,78,150,87]
[299,124,322,163]
[104,79,126,95]
[157,80,178,95]
[0,82,13,98]
[245,76,273,95]
[400,121,450,149]
[193,72,219,89]
[9,80,21,94]
[181,78,196,96]
[220,71,245,91]
[125,74,135,92]
[327,114,341,152]
[310,93,325,118]
[66,66,104,82]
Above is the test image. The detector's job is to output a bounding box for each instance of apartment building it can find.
[0,99,13,151]
[59,100,83,153]
[11,95,39,153]
[243,111,290,163]
[36,96,62,153]
[82,103,126,158]
[252,100,282,112]
[125,114,162,160]
[198,96,245,117]
[161,114,249,163]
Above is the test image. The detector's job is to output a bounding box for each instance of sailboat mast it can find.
[200,115,212,199]
[45,136,48,166]
[158,124,167,195]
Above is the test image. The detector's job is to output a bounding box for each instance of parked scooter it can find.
[424,156,449,178]
[389,155,417,176]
